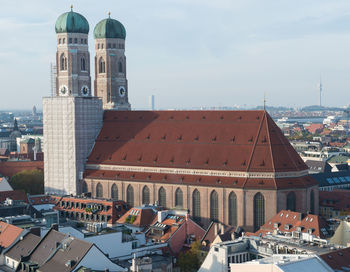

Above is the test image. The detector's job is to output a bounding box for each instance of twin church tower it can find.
[55,7,130,109]
[43,8,130,195]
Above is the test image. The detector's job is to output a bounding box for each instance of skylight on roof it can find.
[333,177,340,183]
[326,178,334,184]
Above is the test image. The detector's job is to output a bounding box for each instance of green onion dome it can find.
[55,9,89,34]
[94,16,126,39]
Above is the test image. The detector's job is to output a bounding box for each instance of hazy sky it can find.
[1,0,350,110]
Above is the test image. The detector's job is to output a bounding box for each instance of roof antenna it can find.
[263,93,267,111]
[70,5,73,11]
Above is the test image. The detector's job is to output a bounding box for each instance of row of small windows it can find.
[97,43,125,50]
[58,38,87,45]
[60,54,87,71]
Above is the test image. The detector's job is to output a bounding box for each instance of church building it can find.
[44,8,318,232]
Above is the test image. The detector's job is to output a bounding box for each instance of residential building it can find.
[319,190,350,219]
[145,210,205,255]
[5,227,126,271]
[312,171,350,191]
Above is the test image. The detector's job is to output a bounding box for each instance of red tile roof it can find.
[0,222,24,248]
[0,161,43,178]
[319,190,350,211]
[305,124,324,134]
[84,169,316,190]
[87,111,307,173]
[117,206,159,227]
[256,210,330,239]
[0,190,28,203]
[320,247,350,270]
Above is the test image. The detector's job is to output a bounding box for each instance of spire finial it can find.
[263,93,267,111]
[108,11,111,18]
[70,5,73,11]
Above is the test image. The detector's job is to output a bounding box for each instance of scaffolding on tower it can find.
[50,63,57,97]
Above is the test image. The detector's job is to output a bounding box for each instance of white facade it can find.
[230,255,333,272]
[74,245,126,271]
[43,96,102,195]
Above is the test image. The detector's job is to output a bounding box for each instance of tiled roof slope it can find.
[87,110,307,173]
[0,161,43,178]
[0,222,24,248]
[256,210,330,239]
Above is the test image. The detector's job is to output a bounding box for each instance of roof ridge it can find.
[243,112,266,188]
[265,112,277,189]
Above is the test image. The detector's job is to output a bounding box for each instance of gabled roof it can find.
[117,206,159,228]
[87,111,307,173]
[5,233,40,261]
[257,210,330,239]
[320,247,350,271]
[0,190,28,203]
[0,222,24,248]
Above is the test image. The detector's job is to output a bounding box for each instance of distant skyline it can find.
[1,0,350,110]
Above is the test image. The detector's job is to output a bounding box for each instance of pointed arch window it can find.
[111,184,118,200]
[96,183,103,198]
[286,192,296,211]
[127,185,134,206]
[254,192,265,231]
[175,188,183,208]
[82,181,88,193]
[142,186,150,205]
[99,57,105,73]
[210,190,218,222]
[228,192,237,226]
[193,190,201,220]
[81,57,86,71]
[118,61,123,73]
[310,190,315,214]
[158,187,166,208]
[60,54,67,71]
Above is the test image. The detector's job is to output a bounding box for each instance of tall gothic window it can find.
[142,186,150,205]
[118,61,123,73]
[210,190,218,222]
[254,192,265,231]
[286,192,296,211]
[127,185,134,206]
[96,183,103,198]
[82,181,88,193]
[81,57,86,71]
[175,188,183,208]
[228,192,237,226]
[192,189,201,220]
[158,187,166,208]
[111,184,118,200]
[310,190,315,214]
[60,54,67,71]
[99,57,105,73]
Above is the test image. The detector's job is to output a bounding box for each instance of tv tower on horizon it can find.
[318,77,322,107]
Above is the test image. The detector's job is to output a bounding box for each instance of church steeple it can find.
[93,14,131,110]
[55,8,91,97]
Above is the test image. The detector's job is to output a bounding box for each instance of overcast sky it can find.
[1,0,350,110]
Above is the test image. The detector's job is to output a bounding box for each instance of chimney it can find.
[157,211,168,223]
[51,223,59,231]
[29,227,41,237]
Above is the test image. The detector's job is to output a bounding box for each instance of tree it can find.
[177,240,205,272]
[10,169,44,195]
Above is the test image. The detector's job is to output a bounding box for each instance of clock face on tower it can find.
[81,86,89,97]
[59,85,68,96]
[118,86,126,97]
